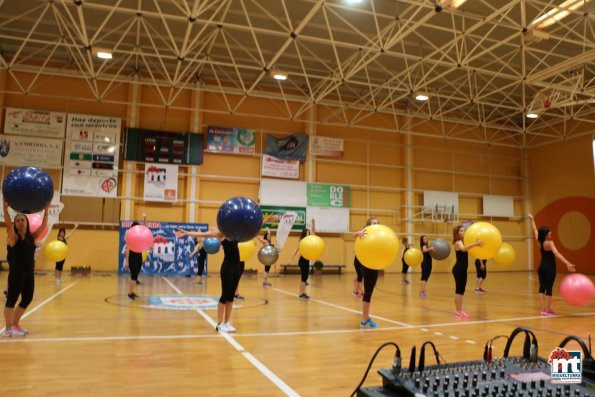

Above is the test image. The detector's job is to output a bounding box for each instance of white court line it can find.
[3,310,594,344]
[269,286,414,327]
[161,276,301,397]
[0,333,220,343]
[1,281,78,333]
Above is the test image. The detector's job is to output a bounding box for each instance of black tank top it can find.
[58,236,67,245]
[422,246,432,265]
[8,235,36,274]
[539,242,556,270]
[221,239,240,266]
[454,249,468,269]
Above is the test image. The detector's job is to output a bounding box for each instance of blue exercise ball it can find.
[2,166,54,214]
[217,197,262,242]
[203,238,221,254]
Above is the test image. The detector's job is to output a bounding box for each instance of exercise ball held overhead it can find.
[463,221,502,259]
[217,197,263,242]
[3,166,54,214]
[429,238,451,260]
[258,245,280,266]
[354,224,398,270]
[299,235,325,261]
[125,225,154,253]
[27,213,49,241]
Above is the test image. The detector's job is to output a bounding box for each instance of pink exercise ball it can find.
[125,225,154,253]
[27,213,49,241]
[560,274,595,307]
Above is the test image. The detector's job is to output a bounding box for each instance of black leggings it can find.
[538,264,556,296]
[264,265,271,273]
[129,262,142,281]
[298,257,309,283]
[420,261,432,282]
[401,259,409,274]
[6,273,34,309]
[475,259,487,279]
[197,255,206,276]
[55,260,65,271]
[220,262,242,304]
[452,264,468,295]
[353,257,363,283]
[362,266,379,303]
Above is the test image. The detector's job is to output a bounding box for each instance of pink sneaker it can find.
[455,311,471,319]
[545,308,556,315]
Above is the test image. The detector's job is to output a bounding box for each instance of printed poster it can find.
[118,221,209,276]
[62,114,121,197]
[206,126,255,154]
[261,205,306,231]
[261,154,300,179]
[4,107,66,138]
[0,135,63,167]
[307,183,351,208]
[144,163,178,202]
[310,136,344,157]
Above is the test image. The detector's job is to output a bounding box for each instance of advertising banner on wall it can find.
[307,183,351,208]
[4,107,66,138]
[261,205,306,231]
[261,154,300,179]
[118,221,208,276]
[144,163,178,202]
[206,126,256,154]
[310,136,344,157]
[0,135,63,167]
[62,114,121,197]
[265,133,308,161]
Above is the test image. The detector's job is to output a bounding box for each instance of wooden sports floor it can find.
[0,270,593,397]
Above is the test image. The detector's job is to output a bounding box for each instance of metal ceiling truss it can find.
[0,0,593,148]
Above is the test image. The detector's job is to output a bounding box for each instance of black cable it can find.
[350,342,401,397]
[419,341,441,372]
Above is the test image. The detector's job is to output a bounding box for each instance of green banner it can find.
[307,183,351,207]
[261,206,306,230]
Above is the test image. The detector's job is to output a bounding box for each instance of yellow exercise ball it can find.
[404,247,423,267]
[299,235,325,261]
[142,251,148,262]
[463,221,502,259]
[45,240,68,262]
[354,224,398,270]
[238,240,256,261]
[492,242,516,267]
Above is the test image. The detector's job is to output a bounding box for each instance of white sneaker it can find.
[216,322,228,333]
[224,322,236,333]
[1,327,12,337]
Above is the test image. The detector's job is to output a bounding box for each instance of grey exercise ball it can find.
[258,245,280,266]
[429,238,451,260]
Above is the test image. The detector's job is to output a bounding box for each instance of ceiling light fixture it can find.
[530,0,591,30]
[415,94,429,101]
[345,0,364,4]
[270,70,288,81]
[93,48,113,60]
[526,112,539,119]
[438,0,468,9]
